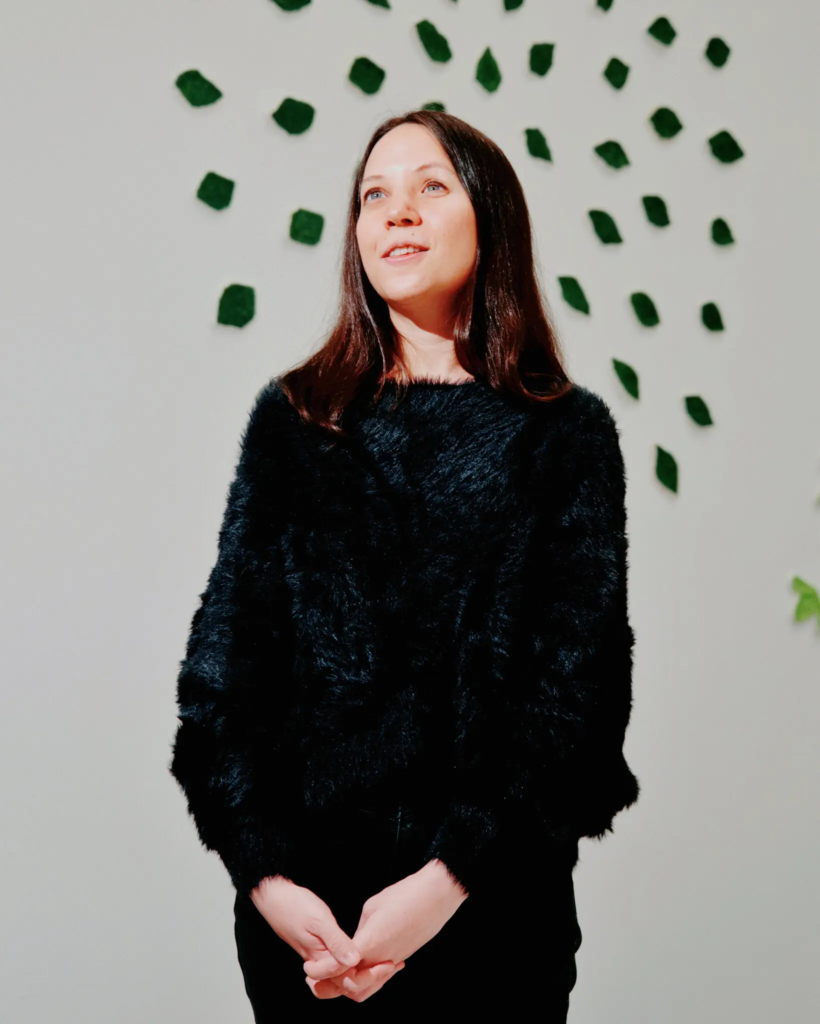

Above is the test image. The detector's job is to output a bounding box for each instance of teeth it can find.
[387,246,423,257]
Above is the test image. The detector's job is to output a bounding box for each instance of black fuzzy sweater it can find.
[169,376,640,898]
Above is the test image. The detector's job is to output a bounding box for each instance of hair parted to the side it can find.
[278,109,574,435]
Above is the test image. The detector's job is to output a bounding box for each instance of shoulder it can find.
[527,382,621,451]
[550,383,618,435]
[525,383,626,494]
[243,376,298,434]
[237,376,303,458]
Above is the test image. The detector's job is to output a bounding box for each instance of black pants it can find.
[234,803,583,1020]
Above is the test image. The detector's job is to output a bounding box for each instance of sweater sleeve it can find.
[168,383,300,897]
[424,390,640,896]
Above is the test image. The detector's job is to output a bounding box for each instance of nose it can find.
[386,197,421,227]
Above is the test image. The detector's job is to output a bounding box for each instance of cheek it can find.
[445,208,477,271]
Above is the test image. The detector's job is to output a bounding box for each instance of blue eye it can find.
[363,180,445,203]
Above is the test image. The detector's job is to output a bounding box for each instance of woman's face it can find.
[356,124,478,318]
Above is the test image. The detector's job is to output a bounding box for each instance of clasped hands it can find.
[251,858,468,1003]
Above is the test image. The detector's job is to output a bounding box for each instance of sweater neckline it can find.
[380,375,480,388]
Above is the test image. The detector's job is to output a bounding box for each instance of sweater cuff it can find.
[218,823,298,898]
[423,802,579,898]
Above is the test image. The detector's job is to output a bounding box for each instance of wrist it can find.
[419,858,469,901]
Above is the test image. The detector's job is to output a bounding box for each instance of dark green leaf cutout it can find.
[197,172,235,211]
[648,17,676,45]
[595,140,629,168]
[650,107,684,139]
[349,57,386,95]
[604,58,629,89]
[709,130,744,163]
[272,0,311,9]
[272,97,315,134]
[505,0,524,9]
[598,0,614,10]
[417,21,451,62]
[792,577,820,629]
[530,43,555,76]
[589,210,622,244]
[643,196,670,226]
[631,292,660,326]
[656,446,678,492]
[558,276,590,314]
[525,128,552,161]
[476,48,502,92]
[711,217,734,245]
[290,208,324,245]
[217,284,255,327]
[422,101,446,111]
[175,70,222,107]
[705,37,730,67]
[701,302,724,331]
[685,395,713,425]
[366,0,390,7]
[613,359,639,398]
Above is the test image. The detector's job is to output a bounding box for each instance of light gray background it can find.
[1,0,818,1020]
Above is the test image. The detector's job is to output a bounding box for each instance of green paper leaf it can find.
[709,130,744,163]
[505,0,524,8]
[685,395,713,425]
[417,20,451,63]
[650,107,684,139]
[197,172,235,211]
[272,97,315,134]
[631,292,660,326]
[525,128,552,161]
[558,276,590,314]
[530,43,554,76]
[476,48,502,92]
[656,446,678,492]
[349,57,386,95]
[648,17,676,45]
[701,302,724,331]
[792,576,817,597]
[175,70,222,107]
[705,37,730,67]
[791,577,820,627]
[711,218,734,245]
[589,210,622,244]
[290,208,324,245]
[613,359,639,399]
[422,101,446,111]
[642,196,670,226]
[604,57,629,89]
[598,0,614,10]
[595,140,629,168]
[217,284,255,328]
[271,0,311,9]
[366,0,390,7]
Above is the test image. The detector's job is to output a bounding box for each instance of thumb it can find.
[313,917,361,968]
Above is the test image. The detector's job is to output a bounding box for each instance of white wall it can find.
[1,1,818,1020]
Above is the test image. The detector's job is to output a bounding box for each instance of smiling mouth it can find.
[382,247,429,262]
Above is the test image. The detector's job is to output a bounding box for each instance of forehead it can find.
[362,124,455,180]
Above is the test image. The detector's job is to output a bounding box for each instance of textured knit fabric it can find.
[232,800,583,1019]
[169,375,640,899]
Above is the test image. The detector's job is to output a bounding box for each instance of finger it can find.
[306,976,344,1000]
[338,961,396,994]
[308,919,360,969]
[340,961,406,1003]
[303,954,355,981]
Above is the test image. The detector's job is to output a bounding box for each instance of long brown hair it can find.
[278,109,573,436]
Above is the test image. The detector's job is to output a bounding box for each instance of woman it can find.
[169,109,640,1019]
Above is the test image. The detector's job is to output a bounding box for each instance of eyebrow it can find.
[361,162,453,185]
